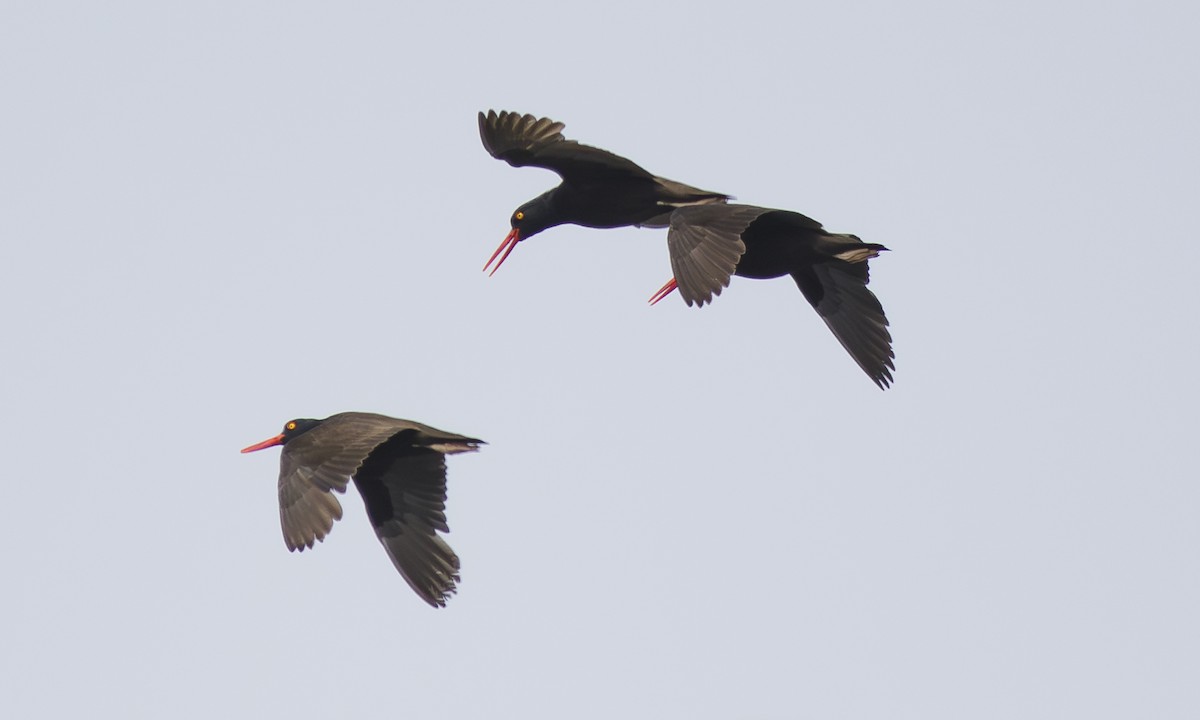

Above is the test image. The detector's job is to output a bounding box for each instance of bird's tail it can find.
[426,436,485,455]
[654,176,731,207]
[640,189,731,228]
[822,233,888,264]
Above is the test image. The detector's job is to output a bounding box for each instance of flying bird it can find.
[241,412,484,607]
[478,109,729,274]
[649,204,895,389]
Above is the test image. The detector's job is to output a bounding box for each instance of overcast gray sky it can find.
[2,1,1198,718]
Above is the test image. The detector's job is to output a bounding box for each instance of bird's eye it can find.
[286,421,297,431]
[515,211,525,221]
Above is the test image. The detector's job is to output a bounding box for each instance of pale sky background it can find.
[2,2,1198,718]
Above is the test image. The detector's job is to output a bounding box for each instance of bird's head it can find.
[484,192,560,275]
[241,418,322,453]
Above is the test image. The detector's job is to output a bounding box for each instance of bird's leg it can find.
[648,278,678,305]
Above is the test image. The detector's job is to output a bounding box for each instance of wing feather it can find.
[352,431,483,607]
[666,205,770,306]
[794,264,895,389]
[479,109,654,181]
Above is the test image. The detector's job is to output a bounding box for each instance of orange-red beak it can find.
[241,433,285,453]
[484,227,520,276]
[648,278,678,305]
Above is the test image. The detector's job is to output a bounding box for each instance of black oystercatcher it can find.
[649,204,895,389]
[241,412,484,607]
[479,110,729,274]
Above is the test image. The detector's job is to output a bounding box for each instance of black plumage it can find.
[650,204,895,389]
[241,412,484,607]
[479,110,729,274]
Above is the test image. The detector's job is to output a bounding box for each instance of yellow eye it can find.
[515,211,525,221]
[286,421,297,431]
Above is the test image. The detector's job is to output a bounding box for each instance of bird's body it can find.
[479,110,729,273]
[241,412,483,608]
[650,204,895,389]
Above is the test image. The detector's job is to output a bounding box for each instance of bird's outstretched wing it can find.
[665,204,771,306]
[479,109,654,181]
[350,428,483,608]
[792,262,895,389]
[277,414,404,553]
